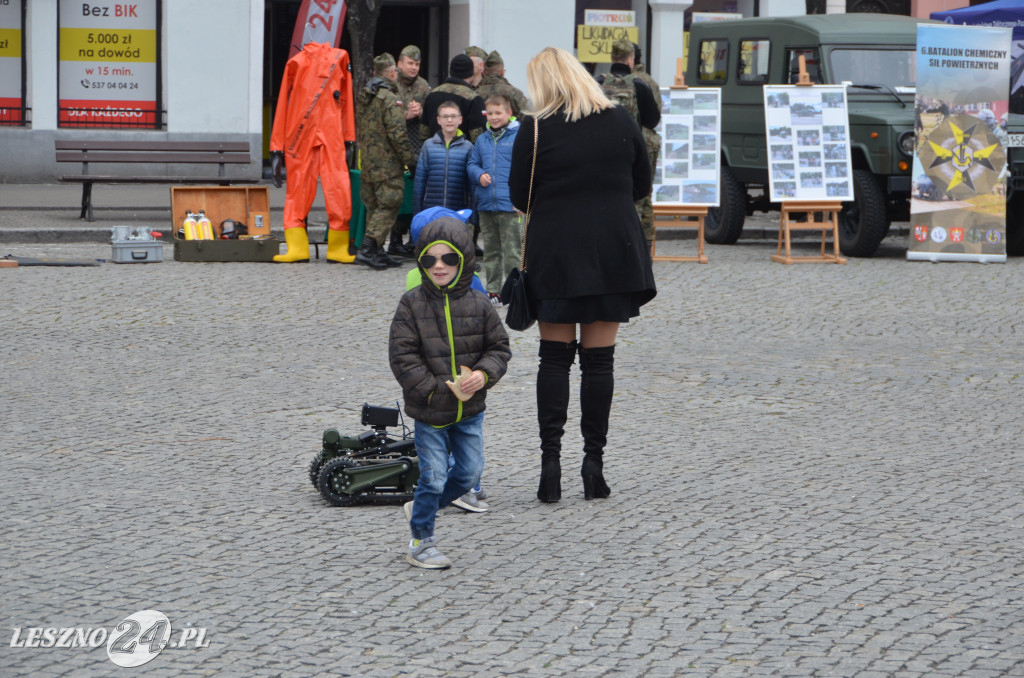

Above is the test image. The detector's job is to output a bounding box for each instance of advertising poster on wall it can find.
[911,24,1011,263]
[763,85,854,202]
[652,87,721,207]
[58,0,159,128]
[0,0,23,125]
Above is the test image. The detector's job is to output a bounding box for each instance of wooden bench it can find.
[56,140,257,222]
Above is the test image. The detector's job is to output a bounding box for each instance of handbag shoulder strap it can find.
[520,118,538,271]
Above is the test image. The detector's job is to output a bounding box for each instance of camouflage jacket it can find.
[632,63,663,160]
[396,73,430,106]
[600,63,661,132]
[356,77,417,183]
[396,73,431,152]
[476,74,529,117]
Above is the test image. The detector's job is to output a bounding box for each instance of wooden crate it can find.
[170,186,278,262]
[170,185,271,238]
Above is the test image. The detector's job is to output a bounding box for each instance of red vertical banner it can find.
[0,0,23,125]
[58,0,159,128]
[289,0,347,58]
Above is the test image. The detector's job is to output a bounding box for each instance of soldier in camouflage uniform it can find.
[476,51,529,118]
[464,46,488,87]
[355,53,418,270]
[632,43,663,242]
[390,45,431,258]
[421,54,487,144]
[395,45,430,154]
[598,38,661,242]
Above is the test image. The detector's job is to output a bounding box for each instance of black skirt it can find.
[535,292,642,324]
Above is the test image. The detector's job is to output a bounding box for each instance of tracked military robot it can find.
[309,403,418,506]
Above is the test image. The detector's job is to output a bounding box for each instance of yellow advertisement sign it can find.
[59,28,156,63]
[577,25,639,63]
[0,28,21,58]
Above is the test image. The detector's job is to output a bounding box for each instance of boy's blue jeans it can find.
[410,412,484,540]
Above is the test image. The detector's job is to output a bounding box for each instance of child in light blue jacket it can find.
[467,94,522,303]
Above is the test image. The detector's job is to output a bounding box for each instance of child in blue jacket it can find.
[467,94,522,303]
[413,101,473,215]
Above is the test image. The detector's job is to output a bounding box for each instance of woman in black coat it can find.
[509,47,656,502]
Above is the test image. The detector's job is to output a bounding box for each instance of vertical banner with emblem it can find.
[58,0,159,128]
[652,87,721,206]
[910,24,1011,263]
[0,0,23,125]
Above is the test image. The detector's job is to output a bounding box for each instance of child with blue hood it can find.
[389,215,511,569]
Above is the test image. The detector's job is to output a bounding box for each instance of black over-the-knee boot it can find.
[579,344,615,499]
[536,340,577,502]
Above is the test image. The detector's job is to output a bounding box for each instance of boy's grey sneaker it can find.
[406,537,451,569]
[473,488,489,501]
[403,501,413,522]
[451,492,489,513]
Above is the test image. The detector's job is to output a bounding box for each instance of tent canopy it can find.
[931,0,1024,40]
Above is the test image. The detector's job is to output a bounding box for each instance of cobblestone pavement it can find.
[1,236,1022,677]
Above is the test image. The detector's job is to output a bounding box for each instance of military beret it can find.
[373,52,395,75]
[464,46,488,60]
[449,53,474,80]
[485,50,504,69]
[611,38,634,61]
[400,45,421,61]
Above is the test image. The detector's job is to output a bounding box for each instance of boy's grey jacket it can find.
[389,216,512,427]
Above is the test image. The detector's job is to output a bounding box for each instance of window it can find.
[698,39,728,83]
[829,48,916,89]
[57,0,163,129]
[787,48,822,84]
[738,40,770,84]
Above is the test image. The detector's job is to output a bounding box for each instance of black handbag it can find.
[502,119,538,332]
[501,267,533,331]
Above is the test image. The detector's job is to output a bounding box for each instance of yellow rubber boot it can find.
[273,227,310,263]
[326,227,356,263]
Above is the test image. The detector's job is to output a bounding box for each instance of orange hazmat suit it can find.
[270,42,356,233]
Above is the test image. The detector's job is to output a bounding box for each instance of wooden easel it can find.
[652,205,709,263]
[771,200,846,264]
[652,59,709,263]
[770,56,846,265]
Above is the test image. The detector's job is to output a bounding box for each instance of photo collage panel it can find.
[653,88,721,206]
[763,85,853,202]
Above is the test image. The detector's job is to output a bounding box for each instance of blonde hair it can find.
[526,47,613,122]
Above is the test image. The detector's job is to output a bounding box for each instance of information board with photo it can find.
[763,85,854,202]
[652,87,721,207]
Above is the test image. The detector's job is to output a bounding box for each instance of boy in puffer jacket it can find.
[467,94,522,304]
[413,101,473,215]
[389,216,511,569]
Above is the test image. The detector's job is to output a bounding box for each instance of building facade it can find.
[1,0,934,183]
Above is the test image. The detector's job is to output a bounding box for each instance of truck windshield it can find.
[828,48,916,90]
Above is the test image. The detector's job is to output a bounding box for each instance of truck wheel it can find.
[317,457,361,506]
[309,452,324,488]
[1007,192,1024,256]
[705,165,746,244]
[839,169,888,257]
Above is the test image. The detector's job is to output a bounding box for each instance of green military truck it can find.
[686,14,928,257]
